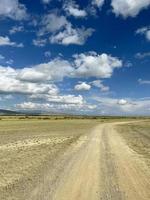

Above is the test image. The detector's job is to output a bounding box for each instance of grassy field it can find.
[117,120,150,166]
[0,119,99,200]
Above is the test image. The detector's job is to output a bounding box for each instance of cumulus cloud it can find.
[111,0,150,18]
[0,36,23,47]
[47,94,84,104]
[18,52,122,82]
[0,63,93,114]
[33,38,47,47]
[38,13,68,36]
[9,25,24,34]
[16,101,80,111]
[18,58,73,82]
[117,99,128,105]
[64,1,87,18]
[0,66,58,95]
[94,97,150,115]
[0,52,122,109]
[50,25,94,45]
[30,93,85,104]
[92,0,105,8]
[73,52,122,78]
[16,95,96,113]
[37,12,94,46]
[17,102,44,110]
[16,52,122,83]
[74,82,91,91]
[58,81,108,94]
[0,0,28,20]
[91,80,109,92]
[28,93,96,114]
[136,26,150,41]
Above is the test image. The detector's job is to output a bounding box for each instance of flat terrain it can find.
[0,118,150,200]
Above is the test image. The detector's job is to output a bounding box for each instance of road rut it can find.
[30,122,150,200]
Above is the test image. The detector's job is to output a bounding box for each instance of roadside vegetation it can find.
[117,120,150,166]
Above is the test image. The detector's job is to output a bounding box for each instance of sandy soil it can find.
[0,120,150,200]
[49,122,150,200]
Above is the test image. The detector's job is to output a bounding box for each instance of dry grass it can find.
[117,120,150,166]
[0,119,99,200]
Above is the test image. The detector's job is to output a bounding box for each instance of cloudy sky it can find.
[0,0,150,115]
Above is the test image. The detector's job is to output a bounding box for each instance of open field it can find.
[0,118,150,200]
[0,119,99,200]
[117,121,150,166]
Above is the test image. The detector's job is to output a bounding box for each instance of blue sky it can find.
[0,0,150,115]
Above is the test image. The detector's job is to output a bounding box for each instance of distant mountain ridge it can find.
[0,109,20,115]
[0,109,61,116]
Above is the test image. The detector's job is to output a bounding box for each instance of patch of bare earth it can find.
[0,119,150,200]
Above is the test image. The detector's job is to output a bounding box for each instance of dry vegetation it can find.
[117,120,150,166]
[0,117,150,200]
[0,119,99,200]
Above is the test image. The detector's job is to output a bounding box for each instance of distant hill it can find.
[0,109,20,115]
[0,109,60,116]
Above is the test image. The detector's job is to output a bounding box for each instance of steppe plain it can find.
[0,117,149,200]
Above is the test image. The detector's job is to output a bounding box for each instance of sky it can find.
[0,0,150,115]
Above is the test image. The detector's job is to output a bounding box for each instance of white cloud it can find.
[47,94,84,104]
[92,0,105,8]
[16,97,150,115]
[91,80,109,92]
[0,55,13,65]
[0,52,122,100]
[17,102,43,110]
[50,25,94,45]
[64,1,87,18]
[73,52,122,78]
[135,52,150,59]
[0,36,23,47]
[42,0,52,4]
[138,78,150,85]
[0,0,28,20]
[74,82,91,91]
[33,38,47,47]
[111,0,150,18]
[0,66,58,95]
[44,51,51,57]
[16,94,96,113]
[9,25,24,34]
[16,101,81,111]
[136,26,150,41]
[117,99,128,105]
[38,13,68,36]
[94,96,150,115]
[18,58,73,82]
[16,52,122,82]
[37,12,94,46]
[6,59,14,65]
[30,93,85,105]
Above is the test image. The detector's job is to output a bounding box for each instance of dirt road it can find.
[29,121,150,200]
[1,121,150,200]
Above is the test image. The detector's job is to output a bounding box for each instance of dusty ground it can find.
[0,119,150,200]
[117,121,150,167]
